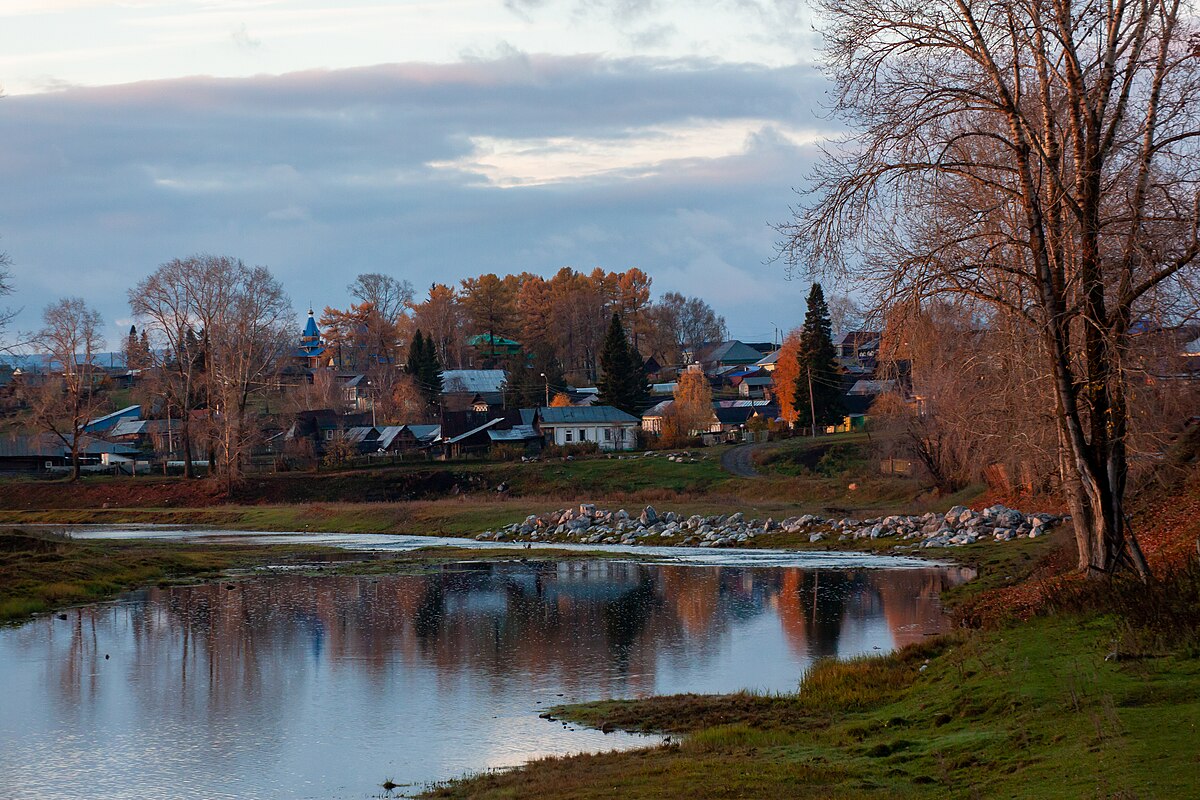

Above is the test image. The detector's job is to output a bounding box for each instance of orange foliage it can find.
[550,392,573,407]
[771,328,803,424]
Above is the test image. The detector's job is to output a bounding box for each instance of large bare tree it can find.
[131,254,290,484]
[781,0,1200,577]
[208,262,291,487]
[25,298,106,480]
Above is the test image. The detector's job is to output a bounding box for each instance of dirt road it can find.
[720,443,763,478]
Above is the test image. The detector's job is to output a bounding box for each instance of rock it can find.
[640,505,658,526]
[809,533,825,543]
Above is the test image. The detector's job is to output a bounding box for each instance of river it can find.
[0,527,972,799]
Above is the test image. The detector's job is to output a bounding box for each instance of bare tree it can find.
[349,273,414,323]
[208,262,291,487]
[780,0,1200,577]
[24,298,106,480]
[0,248,17,350]
[130,258,209,477]
[647,292,727,367]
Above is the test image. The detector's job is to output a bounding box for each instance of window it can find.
[564,430,572,442]
[579,429,586,441]
[604,428,612,441]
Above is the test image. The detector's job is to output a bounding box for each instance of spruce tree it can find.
[418,332,443,403]
[125,325,139,369]
[138,329,151,368]
[793,283,844,430]
[597,312,638,414]
[625,338,650,411]
[406,330,425,381]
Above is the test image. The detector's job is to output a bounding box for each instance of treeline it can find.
[12,254,729,484]
[319,267,726,385]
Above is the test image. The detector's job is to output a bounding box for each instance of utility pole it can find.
[807,366,817,439]
[541,372,548,407]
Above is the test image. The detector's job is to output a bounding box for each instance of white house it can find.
[535,405,640,451]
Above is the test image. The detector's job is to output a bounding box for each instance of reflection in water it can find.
[0,561,970,800]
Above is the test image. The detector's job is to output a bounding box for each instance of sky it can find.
[0,0,838,349]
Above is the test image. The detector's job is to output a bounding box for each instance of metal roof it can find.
[446,417,505,444]
[84,405,141,430]
[641,400,674,418]
[488,425,540,442]
[537,406,639,425]
[405,424,441,443]
[440,369,508,394]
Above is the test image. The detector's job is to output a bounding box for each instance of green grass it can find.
[428,612,1200,799]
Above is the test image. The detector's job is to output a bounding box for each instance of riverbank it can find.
[421,466,1200,799]
[0,529,640,623]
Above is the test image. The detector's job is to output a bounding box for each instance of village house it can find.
[535,405,640,451]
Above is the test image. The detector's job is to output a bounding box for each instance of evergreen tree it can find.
[125,325,139,369]
[626,338,650,411]
[137,329,151,368]
[793,283,844,430]
[418,331,443,403]
[406,330,425,381]
[597,312,640,414]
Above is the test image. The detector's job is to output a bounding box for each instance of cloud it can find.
[0,54,835,345]
[230,23,262,50]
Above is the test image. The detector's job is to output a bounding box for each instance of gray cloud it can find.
[0,54,834,346]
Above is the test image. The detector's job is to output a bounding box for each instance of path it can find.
[720,443,765,478]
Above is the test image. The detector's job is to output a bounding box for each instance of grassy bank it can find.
[425,572,1200,799]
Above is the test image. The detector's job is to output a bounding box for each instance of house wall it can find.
[544,423,637,451]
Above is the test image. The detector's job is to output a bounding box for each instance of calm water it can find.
[0,550,970,799]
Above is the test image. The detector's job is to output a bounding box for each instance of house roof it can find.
[446,416,506,444]
[441,369,508,394]
[405,424,441,443]
[488,425,540,442]
[701,340,766,366]
[537,405,640,425]
[642,399,674,418]
[834,330,883,347]
[756,350,782,367]
[739,376,774,387]
[466,333,521,348]
[848,379,896,395]
[85,405,141,430]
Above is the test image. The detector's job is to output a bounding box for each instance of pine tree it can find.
[793,283,844,430]
[597,312,640,414]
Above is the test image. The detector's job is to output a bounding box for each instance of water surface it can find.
[0,539,970,799]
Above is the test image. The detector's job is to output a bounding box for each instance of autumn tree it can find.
[411,283,464,369]
[549,391,573,407]
[460,273,518,364]
[792,284,844,431]
[771,328,805,425]
[779,0,1200,576]
[672,366,714,436]
[25,298,106,480]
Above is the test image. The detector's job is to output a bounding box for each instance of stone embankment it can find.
[474,503,1064,549]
